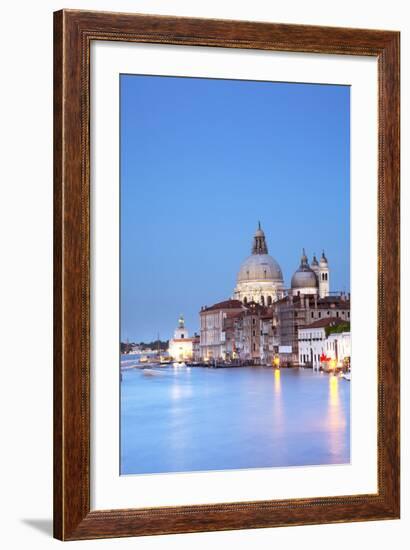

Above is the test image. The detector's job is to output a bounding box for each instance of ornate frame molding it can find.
[54,9,400,540]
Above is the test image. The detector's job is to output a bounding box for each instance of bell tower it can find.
[318,251,330,298]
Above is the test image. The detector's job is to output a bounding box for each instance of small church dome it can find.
[291,249,318,290]
[291,269,318,289]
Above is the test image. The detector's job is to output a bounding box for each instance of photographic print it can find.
[120,74,351,476]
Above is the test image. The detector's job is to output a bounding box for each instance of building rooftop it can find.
[201,299,243,313]
[300,317,347,330]
[273,294,350,309]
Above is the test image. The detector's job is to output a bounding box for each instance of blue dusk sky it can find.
[120,74,350,343]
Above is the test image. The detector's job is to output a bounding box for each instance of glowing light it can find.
[273,356,280,367]
[329,359,337,370]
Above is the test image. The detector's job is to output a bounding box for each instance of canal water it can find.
[120,364,350,475]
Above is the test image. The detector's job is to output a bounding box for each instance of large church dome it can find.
[237,254,283,283]
[233,223,285,305]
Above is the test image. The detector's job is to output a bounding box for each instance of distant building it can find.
[199,300,244,361]
[298,317,348,370]
[168,315,194,362]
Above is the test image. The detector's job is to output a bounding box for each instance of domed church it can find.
[233,223,285,306]
[290,249,329,298]
[233,224,330,305]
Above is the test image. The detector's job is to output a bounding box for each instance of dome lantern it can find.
[252,222,268,255]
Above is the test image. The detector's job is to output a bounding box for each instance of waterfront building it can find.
[273,293,350,365]
[237,301,266,362]
[233,223,285,305]
[222,310,243,360]
[199,300,244,361]
[259,310,279,366]
[298,317,348,370]
[223,302,279,365]
[168,315,194,362]
[192,333,201,362]
[325,330,351,369]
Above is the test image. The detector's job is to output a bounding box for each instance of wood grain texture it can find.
[53,9,400,541]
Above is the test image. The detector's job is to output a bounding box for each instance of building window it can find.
[311,311,314,318]
[267,296,272,306]
[318,312,322,318]
[252,330,255,337]
[181,334,184,338]
[244,297,247,304]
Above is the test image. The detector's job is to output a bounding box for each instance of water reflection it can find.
[274,368,281,395]
[121,366,350,475]
[327,375,347,460]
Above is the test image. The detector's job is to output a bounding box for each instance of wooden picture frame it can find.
[54,9,400,541]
